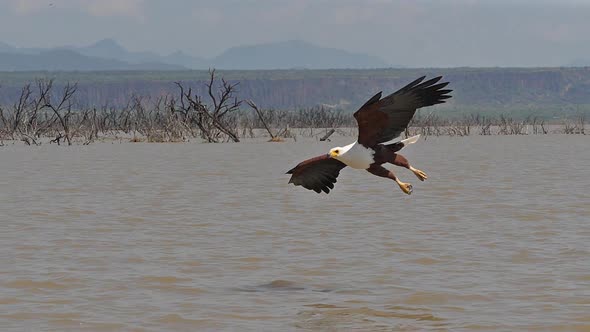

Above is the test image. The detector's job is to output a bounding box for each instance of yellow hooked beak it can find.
[329,150,339,158]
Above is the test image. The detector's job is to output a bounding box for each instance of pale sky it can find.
[1,0,590,67]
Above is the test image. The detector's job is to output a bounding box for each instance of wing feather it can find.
[354,76,452,147]
[286,154,346,194]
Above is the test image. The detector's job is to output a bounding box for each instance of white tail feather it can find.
[401,134,420,146]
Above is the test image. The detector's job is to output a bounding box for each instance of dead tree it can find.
[445,115,472,136]
[561,115,586,135]
[531,116,547,135]
[469,114,492,135]
[205,69,241,142]
[0,81,52,144]
[42,80,78,145]
[72,107,99,145]
[319,129,336,141]
[246,99,284,141]
[175,69,242,142]
[6,84,33,138]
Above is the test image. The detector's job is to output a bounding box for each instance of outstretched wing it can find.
[354,76,452,147]
[286,154,347,194]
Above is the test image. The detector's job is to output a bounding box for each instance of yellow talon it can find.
[410,166,428,181]
[397,181,413,195]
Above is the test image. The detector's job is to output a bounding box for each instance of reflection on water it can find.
[1,135,589,331]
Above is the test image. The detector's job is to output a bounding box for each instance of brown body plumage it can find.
[287,76,452,194]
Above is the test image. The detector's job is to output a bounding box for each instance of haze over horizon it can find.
[1,0,590,68]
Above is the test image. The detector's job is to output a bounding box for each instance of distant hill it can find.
[211,40,390,69]
[0,39,391,71]
[0,49,185,71]
[74,38,149,62]
[0,39,188,71]
[3,38,590,71]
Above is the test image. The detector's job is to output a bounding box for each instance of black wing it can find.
[354,76,452,147]
[286,154,347,194]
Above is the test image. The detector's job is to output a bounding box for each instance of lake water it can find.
[1,135,589,331]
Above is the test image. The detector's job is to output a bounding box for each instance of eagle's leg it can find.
[367,164,413,195]
[391,153,428,182]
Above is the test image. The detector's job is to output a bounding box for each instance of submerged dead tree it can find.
[43,80,78,145]
[562,114,586,134]
[246,99,290,142]
[175,69,241,142]
[3,72,590,145]
[319,129,336,141]
[0,80,53,145]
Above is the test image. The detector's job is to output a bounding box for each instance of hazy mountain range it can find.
[0,39,391,71]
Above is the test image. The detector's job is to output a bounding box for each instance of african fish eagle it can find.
[286,76,452,195]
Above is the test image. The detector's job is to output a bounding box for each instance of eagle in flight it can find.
[286,76,452,195]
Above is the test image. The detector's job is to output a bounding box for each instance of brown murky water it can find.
[1,135,589,331]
